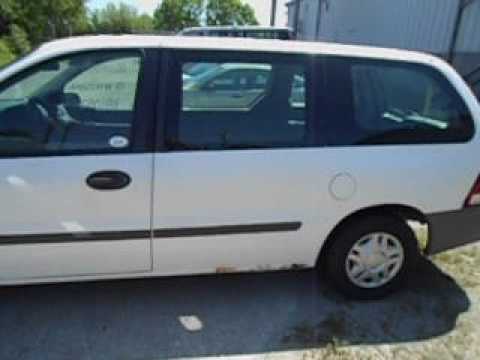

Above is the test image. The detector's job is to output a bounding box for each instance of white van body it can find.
[0,36,478,297]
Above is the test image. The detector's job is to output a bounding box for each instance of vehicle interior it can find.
[321,58,473,146]
[0,51,139,154]
[175,62,307,150]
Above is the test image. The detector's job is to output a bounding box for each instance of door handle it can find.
[86,171,131,190]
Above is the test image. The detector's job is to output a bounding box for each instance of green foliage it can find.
[6,24,30,55]
[0,0,20,36]
[0,1,28,63]
[134,14,154,33]
[153,0,259,32]
[0,0,260,64]
[0,39,15,68]
[153,0,203,33]
[12,0,90,46]
[91,2,153,34]
[206,0,259,26]
[0,0,91,61]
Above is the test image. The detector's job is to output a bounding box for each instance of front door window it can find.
[0,51,142,155]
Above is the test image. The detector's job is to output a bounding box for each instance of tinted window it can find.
[171,57,308,150]
[290,73,305,108]
[182,63,272,110]
[321,57,474,146]
[0,51,141,156]
[65,56,140,111]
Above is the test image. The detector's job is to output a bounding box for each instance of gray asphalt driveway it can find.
[0,258,470,360]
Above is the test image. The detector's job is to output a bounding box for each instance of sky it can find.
[87,0,289,26]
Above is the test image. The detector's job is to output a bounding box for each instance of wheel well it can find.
[316,204,428,267]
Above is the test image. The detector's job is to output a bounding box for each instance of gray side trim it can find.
[153,222,301,238]
[426,207,480,254]
[0,231,150,246]
[0,222,302,246]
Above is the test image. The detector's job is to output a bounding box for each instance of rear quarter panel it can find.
[309,55,480,263]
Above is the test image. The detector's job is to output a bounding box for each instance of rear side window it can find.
[321,57,474,146]
[167,53,309,150]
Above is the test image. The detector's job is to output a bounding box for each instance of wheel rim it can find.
[345,232,405,289]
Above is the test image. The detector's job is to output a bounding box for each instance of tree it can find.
[0,0,91,65]
[6,24,30,55]
[0,0,18,36]
[9,0,90,46]
[0,2,31,59]
[0,0,29,66]
[134,14,154,33]
[153,0,203,33]
[0,39,15,67]
[153,0,259,32]
[91,2,153,34]
[206,0,258,26]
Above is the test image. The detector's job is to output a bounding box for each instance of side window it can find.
[205,70,242,91]
[172,56,309,150]
[182,63,272,111]
[321,57,474,146]
[0,50,142,156]
[290,72,306,108]
[65,56,140,111]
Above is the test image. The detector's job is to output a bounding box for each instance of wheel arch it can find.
[316,204,428,267]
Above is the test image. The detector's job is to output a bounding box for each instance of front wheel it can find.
[324,215,419,300]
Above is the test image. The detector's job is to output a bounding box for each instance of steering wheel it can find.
[28,96,64,144]
[29,97,54,125]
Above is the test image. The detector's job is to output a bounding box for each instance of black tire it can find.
[324,215,419,300]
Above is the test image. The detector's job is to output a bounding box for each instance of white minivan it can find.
[0,36,479,299]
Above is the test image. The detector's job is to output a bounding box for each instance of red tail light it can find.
[465,176,480,207]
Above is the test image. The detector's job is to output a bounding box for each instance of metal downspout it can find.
[294,0,301,39]
[448,0,477,64]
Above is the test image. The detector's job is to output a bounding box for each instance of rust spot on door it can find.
[216,266,237,273]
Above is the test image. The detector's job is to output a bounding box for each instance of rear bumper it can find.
[426,206,480,255]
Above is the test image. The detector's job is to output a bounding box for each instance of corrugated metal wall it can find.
[293,0,460,54]
[299,0,320,40]
[453,0,480,74]
[287,0,480,74]
[456,0,480,52]
[286,1,296,31]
